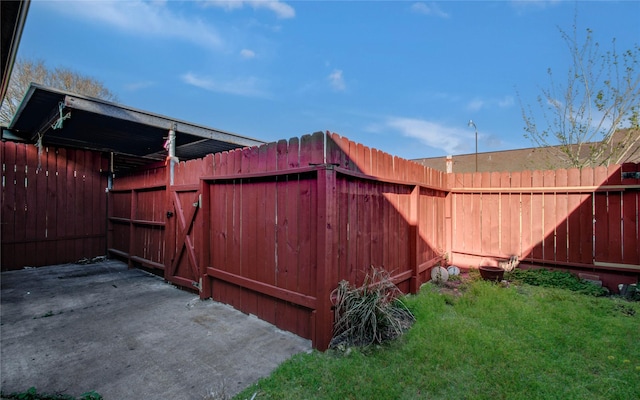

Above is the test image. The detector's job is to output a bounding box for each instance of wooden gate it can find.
[166,184,203,290]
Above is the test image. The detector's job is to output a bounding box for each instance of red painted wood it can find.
[520,170,533,261]
[488,172,500,256]
[246,146,260,317]
[258,143,278,324]
[254,144,272,321]
[462,173,474,255]
[554,169,568,263]
[10,135,633,347]
[530,170,544,261]
[335,174,348,280]
[220,151,235,305]
[1,143,108,270]
[542,170,556,262]
[398,185,411,279]
[508,171,521,257]
[316,167,338,350]
[499,172,511,256]
[566,168,582,263]
[1,142,17,268]
[579,168,594,265]
[594,167,610,263]
[25,145,38,266]
[621,164,639,264]
[370,178,383,268]
[12,144,27,268]
[33,147,47,266]
[298,136,314,298]
[606,165,623,264]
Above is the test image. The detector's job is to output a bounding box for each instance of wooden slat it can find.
[554,169,568,263]
[508,172,522,257]
[25,144,38,266]
[579,168,594,265]
[530,170,544,261]
[621,163,639,265]
[1,142,17,268]
[542,170,556,262]
[566,168,582,263]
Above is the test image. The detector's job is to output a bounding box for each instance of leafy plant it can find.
[519,17,640,169]
[330,267,415,348]
[506,268,608,296]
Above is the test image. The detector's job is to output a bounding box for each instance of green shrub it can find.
[506,268,608,296]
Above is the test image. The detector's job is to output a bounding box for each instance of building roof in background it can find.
[413,129,640,173]
[4,83,265,172]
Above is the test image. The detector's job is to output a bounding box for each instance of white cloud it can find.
[467,95,515,111]
[498,96,515,108]
[411,2,450,18]
[385,117,472,155]
[467,98,485,112]
[328,69,346,91]
[240,49,256,59]
[44,1,223,50]
[510,0,561,13]
[203,1,295,19]
[181,72,269,98]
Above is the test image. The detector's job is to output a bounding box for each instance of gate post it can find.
[199,178,211,299]
[315,165,338,350]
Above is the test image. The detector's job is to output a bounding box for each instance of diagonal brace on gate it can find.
[171,191,201,282]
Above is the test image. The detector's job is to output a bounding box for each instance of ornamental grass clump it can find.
[330,267,415,348]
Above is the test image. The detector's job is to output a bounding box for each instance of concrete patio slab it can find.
[1,260,311,399]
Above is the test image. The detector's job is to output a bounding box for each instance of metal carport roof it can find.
[4,83,265,172]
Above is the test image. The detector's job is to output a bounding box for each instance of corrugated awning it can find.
[5,83,265,172]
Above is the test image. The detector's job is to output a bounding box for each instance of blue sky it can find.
[16,0,640,160]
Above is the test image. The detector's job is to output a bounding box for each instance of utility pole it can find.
[468,120,478,172]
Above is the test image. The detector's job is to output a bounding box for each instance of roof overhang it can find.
[5,83,265,171]
[1,0,30,104]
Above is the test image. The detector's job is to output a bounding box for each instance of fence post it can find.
[315,165,338,350]
[409,185,420,293]
[199,178,211,300]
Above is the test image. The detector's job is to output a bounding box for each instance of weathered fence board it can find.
[103,132,638,350]
[449,164,640,274]
[1,142,108,270]
[194,132,446,349]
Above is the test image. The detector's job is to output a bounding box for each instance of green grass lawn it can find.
[236,278,640,400]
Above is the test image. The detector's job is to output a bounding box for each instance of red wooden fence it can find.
[7,131,632,348]
[199,133,446,349]
[106,132,639,349]
[1,141,108,270]
[108,132,447,349]
[107,162,167,272]
[447,163,640,284]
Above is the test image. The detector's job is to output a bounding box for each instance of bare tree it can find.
[520,22,640,169]
[0,58,118,125]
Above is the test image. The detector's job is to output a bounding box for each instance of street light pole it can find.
[468,120,478,172]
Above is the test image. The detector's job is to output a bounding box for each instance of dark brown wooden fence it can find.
[1,141,108,270]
